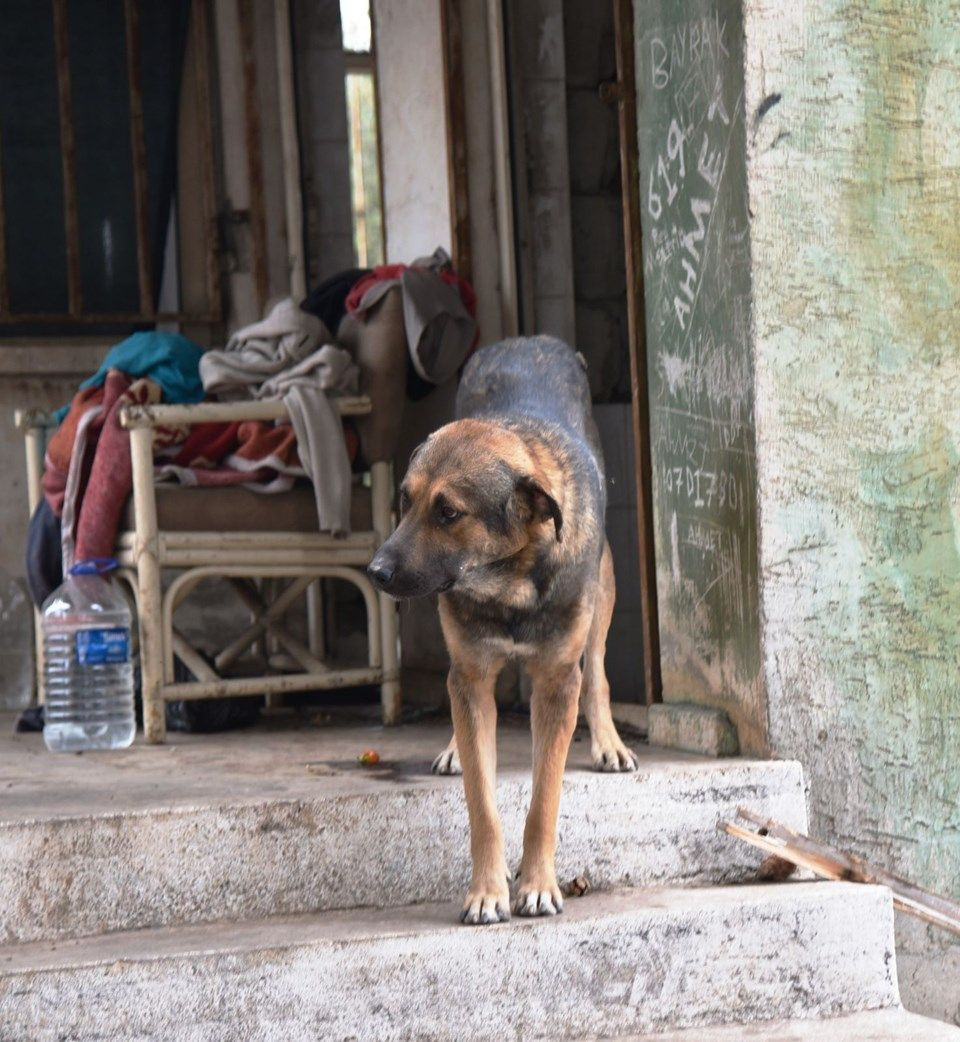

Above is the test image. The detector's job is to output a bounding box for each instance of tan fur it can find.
[371,415,637,925]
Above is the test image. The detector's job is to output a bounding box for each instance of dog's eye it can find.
[438,504,460,524]
[399,490,411,514]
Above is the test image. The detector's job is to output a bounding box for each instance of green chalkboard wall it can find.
[634,0,764,750]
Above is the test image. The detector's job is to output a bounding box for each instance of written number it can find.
[647,119,686,221]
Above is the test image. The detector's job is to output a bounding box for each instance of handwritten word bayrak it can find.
[650,13,730,91]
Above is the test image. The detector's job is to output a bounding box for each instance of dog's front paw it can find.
[460,878,511,926]
[514,871,564,918]
[591,731,639,773]
[432,735,462,775]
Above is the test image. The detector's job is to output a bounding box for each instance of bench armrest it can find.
[14,408,59,433]
[119,396,372,429]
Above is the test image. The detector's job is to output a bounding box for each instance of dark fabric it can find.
[25,500,63,608]
[406,361,437,402]
[52,331,205,424]
[166,655,262,733]
[166,695,263,733]
[14,705,44,733]
[15,673,263,736]
[301,268,370,337]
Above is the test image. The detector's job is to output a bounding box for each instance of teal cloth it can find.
[54,332,205,423]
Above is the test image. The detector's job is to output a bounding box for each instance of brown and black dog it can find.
[368,335,637,925]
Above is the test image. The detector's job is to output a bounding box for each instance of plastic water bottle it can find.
[41,559,136,752]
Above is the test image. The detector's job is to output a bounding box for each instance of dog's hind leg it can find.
[581,540,639,772]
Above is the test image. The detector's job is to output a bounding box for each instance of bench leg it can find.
[130,426,166,743]
[371,460,401,724]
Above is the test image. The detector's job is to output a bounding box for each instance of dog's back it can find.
[455,336,591,439]
[457,335,605,520]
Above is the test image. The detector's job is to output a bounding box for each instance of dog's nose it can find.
[367,559,394,588]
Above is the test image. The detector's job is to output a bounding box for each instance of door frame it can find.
[613,0,662,705]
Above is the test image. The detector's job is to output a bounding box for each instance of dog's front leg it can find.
[515,658,581,916]
[448,657,510,925]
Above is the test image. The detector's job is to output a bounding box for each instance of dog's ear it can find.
[517,475,563,542]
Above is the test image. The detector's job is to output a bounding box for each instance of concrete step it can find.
[0,721,806,943]
[0,882,897,1042]
[598,1009,960,1040]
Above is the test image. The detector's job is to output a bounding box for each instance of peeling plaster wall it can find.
[372,0,451,264]
[744,0,960,1021]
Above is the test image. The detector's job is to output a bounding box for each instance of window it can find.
[0,0,219,333]
[339,0,384,267]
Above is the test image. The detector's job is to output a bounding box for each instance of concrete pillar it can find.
[635,0,960,1018]
[743,0,960,1021]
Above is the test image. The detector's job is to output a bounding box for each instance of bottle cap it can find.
[69,558,119,576]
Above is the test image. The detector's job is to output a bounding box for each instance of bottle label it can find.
[75,628,130,665]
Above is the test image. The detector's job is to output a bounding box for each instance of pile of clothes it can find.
[304,246,478,398]
[28,249,478,604]
[27,313,361,607]
[23,251,478,732]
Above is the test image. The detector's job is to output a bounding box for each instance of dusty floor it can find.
[0,707,662,821]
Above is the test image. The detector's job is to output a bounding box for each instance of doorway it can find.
[501,0,661,707]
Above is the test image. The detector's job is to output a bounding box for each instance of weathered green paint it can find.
[634,0,765,752]
[744,0,960,1020]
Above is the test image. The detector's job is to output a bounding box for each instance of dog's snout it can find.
[367,557,395,588]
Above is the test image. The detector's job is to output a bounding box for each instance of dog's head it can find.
[367,419,563,599]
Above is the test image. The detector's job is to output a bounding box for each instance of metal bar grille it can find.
[3,310,221,325]
[0,129,8,313]
[440,0,471,282]
[123,0,154,317]
[0,0,223,330]
[237,0,269,314]
[52,0,82,317]
[191,0,222,321]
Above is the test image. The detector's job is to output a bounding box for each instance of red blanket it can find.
[44,372,361,564]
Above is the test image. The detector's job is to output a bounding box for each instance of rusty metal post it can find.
[52,0,82,317]
[613,0,662,704]
[237,0,269,313]
[0,129,8,313]
[192,0,222,323]
[124,0,154,317]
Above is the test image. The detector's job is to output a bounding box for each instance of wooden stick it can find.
[722,808,960,938]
